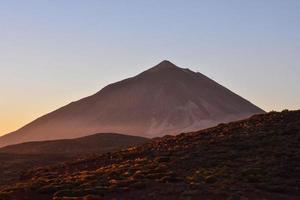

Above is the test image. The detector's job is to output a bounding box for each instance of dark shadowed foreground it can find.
[0,133,149,185]
[0,110,299,200]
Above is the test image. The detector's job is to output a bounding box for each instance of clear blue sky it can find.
[0,0,299,135]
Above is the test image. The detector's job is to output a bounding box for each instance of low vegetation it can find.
[0,110,299,199]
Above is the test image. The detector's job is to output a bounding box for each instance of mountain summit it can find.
[146,60,178,71]
[0,61,264,147]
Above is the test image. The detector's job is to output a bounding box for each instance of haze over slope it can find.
[0,60,264,147]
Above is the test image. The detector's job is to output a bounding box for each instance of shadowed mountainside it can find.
[1,110,299,200]
[0,133,149,155]
[0,133,149,185]
[0,60,264,147]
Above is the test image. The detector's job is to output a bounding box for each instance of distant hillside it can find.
[1,110,299,200]
[0,60,264,147]
[0,133,149,155]
[0,133,149,185]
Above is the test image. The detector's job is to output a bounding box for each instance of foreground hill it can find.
[1,110,299,200]
[0,133,149,185]
[0,60,264,147]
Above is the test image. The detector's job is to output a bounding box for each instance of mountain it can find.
[1,110,299,200]
[0,60,264,147]
[0,133,149,185]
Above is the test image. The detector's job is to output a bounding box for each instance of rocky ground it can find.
[0,110,299,200]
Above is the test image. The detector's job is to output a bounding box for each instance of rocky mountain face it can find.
[0,110,299,200]
[0,60,264,147]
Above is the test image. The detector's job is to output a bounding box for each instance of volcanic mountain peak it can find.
[143,60,193,77]
[147,60,178,71]
[0,61,265,147]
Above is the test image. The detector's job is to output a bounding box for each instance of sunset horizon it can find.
[1,58,298,136]
[0,1,299,199]
[1,1,300,137]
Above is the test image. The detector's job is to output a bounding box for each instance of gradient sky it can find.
[1,0,300,136]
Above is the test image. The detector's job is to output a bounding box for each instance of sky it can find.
[0,0,299,136]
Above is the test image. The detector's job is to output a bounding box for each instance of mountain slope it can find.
[0,60,264,147]
[0,110,299,200]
